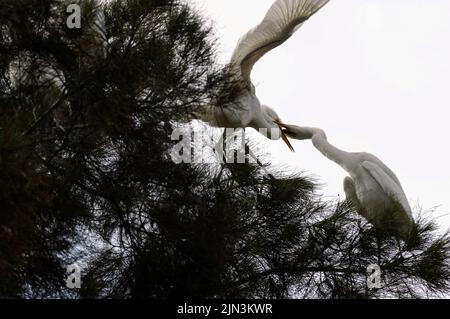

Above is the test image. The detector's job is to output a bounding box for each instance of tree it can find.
[0,0,449,299]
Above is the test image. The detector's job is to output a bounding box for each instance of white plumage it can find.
[199,0,330,151]
[280,124,414,240]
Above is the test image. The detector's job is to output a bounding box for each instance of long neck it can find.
[288,126,324,140]
[311,134,352,171]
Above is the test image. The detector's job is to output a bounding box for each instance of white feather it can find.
[198,0,329,151]
[230,0,329,82]
[281,124,414,240]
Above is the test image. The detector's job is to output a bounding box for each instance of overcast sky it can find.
[192,0,450,230]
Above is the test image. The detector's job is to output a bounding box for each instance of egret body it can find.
[281,124,414,240]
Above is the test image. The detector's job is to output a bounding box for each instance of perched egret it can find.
[199,0,330,151]
[280,124,414,240]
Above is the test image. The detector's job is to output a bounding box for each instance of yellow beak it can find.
[276,122,295,152]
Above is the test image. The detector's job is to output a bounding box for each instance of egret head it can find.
[278,123,327,141]
[261,105,295,152]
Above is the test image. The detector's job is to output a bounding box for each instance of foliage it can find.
[0,0,449,299]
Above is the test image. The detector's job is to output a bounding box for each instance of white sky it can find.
[192,0,450,230]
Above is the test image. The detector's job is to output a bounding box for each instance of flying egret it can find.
[279,124,414,240]
[198,0,330,152]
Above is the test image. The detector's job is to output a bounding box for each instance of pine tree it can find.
[1,0,449,299]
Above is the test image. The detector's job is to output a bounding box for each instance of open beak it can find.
[275,121,295,152]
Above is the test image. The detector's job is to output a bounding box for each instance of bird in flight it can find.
[198,0,330,152]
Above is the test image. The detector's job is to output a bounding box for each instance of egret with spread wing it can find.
[280,124,414,240]
[199,0,330,151]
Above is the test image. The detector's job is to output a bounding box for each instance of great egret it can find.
[279,124,414,240]
[198,0,330,151]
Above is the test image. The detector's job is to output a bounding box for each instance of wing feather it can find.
[359,153,403,189]
[230,0,329,82]
[361,161,413,220]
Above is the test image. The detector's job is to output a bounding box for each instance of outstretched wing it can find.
[230,0,329,83]
[361,161,413,220]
